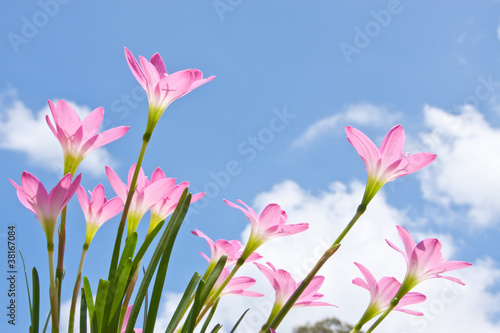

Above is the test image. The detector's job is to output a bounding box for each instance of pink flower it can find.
[224,200,308,257]
[105,165,174,236]
[255,262,333,321]
[192,229,262,268]
[10,171,81,242]
[386,226,472,293]
[210,267,263,301]
[124,48,215,133]
[345,125,436,205]
[46,99,129,174]
[147,167,205,234]
[352,262,425,326]
[76,184,124,245]
[122,305,142,333]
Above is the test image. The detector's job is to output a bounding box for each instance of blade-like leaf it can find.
[200,299,219,333]
[80,288,87,333]
[108,258,132,325]
[211,324,223,333]
[165,273,201,333]
[95,279,110,332]
[83,277,95,321]
[181,280,205,333]
[118,232,138,274]
[19,249,33,321]
[230,309,250,333]
[32,267,40,333]
[125,190,191,333]
[132,220,165,272]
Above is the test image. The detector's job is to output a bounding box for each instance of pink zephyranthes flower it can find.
[76,184,124,246]
[386,226,472,295]
[148,167,205,234]
[192,229,262,269]
[224,200,308,259]
[255,262,333,324]
[105,164,174,236]
[46,99,129,174]
[345,125,436,205]
[352,262,425,327]
[10,171,81,243]
[124,47,215,134]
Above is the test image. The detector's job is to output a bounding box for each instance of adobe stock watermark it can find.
[339,0,405,64]
[186,106,296,222]
[212,0,244,21]
[7,0,70,54]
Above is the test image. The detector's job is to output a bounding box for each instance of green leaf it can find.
[95,279,110,332]
[132,220,165,272]
[183,256,227,333]
[125,190,191,333]
[80,288,87,333]
[19,249,32,322]
[108,258,132,325]
[211,324,223,333]
[165,273,201,333]
[230,309,250,333]
[200,299,219,333]
[118,232,138,274]
[32,267,40,333]
[83,277,95,321]
[42,311,50,333]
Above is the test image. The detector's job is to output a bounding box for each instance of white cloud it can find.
[419,104,500,226]
[152,180,496,333]
[0,88,117,177]
[291,103,400,149]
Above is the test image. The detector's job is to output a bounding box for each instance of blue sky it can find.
[1,1,500,332]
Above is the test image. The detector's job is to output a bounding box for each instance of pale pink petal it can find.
[396,226,416,262]
[345,126,380,170]
[124,48,147,91]
[354,263,378,296]
[352,277,369,291]
[86,126,129,152]
[258,204,282,230]
[150,167,167,182]
[82,107,104,138]
[158,69,196,102]
[97,197,124,226]
[76,185,90,220]
[192,229,215,254]
[379,125,405,167]
[106,166,128,201]
[91,184,106,207]
[188,75,216,91]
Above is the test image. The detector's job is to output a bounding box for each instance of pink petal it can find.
[76,185,90,219]
[91,184,106,207]
[82,107,104,139]
[379,125,405,167]
[258,204,282,230]
[396,226,416,262]
[53,100,82,135]
[224,199,259,227]
[98,197,124,226]
[150,167,167,182]
[86,126,129,152]
[150,53,167,76]
[158,69,196,102]
[345,126,380,171]
[397,292,426,308]
[354,263,378,296]
[124,48,147,91]
[188,75,216,91]
[48,173,73,213]
[106,166,128,201]
[254,262,276,286]
[192,229,215,254]
[352,277,369,291]
[142,178,175,207]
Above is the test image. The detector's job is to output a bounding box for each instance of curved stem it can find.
[108,134,151,282]
[266,203,366,332]
[365,301,397,333]
[68,244,88,333]
[47,242,59,333]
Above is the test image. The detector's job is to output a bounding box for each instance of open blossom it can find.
[345,125,436,205]
[46,99,129,174]
[105,165,174,236]
[124,47,215,133]
[352,262,426,326]
[147,167,205,234]
[255,262,333,324]
[224,199,308,258]
[10,171,81,243]
[76,184,124,246]
[386,226,472,295]
[192,229,262,269]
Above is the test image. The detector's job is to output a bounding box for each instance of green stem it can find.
[266,203,367,332]
[209,257,244,302]
[107,133,151,282]
[365,300,398,333]
[68,244,88,333]
[47,243,59,333]
[55,206,67,323]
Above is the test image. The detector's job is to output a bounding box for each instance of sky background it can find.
[1,1,500,332]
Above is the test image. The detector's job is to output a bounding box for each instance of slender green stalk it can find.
[47,242,59,333]
[108,134,151,282]
[266,203,367,332]
[208,257,244,303]
[55,206,67,323]
[365,301,397,333]
[68,244,88,333]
